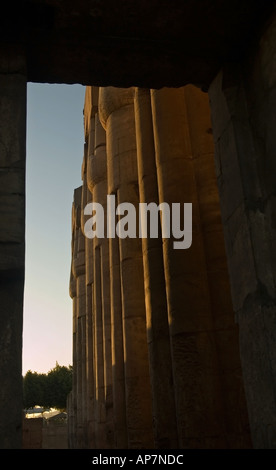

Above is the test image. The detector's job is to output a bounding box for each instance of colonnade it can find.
[68,85,251,449]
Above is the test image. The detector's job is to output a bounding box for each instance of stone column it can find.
[93,244,106,448]
[96,113,114,448]
[85,278,94,446]
[187,85,251,448]
[151,85,249,448]
[84,91,96,448]
[99,87,154,449]
[134,88,178,448]
[84,88,103,448]
[208,14,276,447]
[69,263,77,448]
[87,103,114,448]
[109,215,128,449]
[72,186,86,448]
[0,48,26,449]
[80,149,89,448]
[67,391,73,448]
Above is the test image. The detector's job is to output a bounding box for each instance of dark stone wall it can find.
[0,49,26,449]
[209,7,276,448]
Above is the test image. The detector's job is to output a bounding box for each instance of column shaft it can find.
[109,219,128,448]
[100,87,154,448]
[85,110,96,448]
[94,246,106,448]
[134,88,178,448]
[87,108,114,448]
[72,187,86,448]
[151,87,226,448]
[184,85,250,448]
[69,268,77,448]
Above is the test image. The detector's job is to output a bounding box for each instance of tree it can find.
[47,362,73,410]
[23,363,72,411]
[23,370,46,409]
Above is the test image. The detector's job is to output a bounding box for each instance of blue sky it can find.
[23,83,86,375]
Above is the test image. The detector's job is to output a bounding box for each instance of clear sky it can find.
[23,83,86,375]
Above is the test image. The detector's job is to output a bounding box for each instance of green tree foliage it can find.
[23,362,72,410]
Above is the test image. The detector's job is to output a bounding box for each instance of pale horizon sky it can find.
[23,83,86,376]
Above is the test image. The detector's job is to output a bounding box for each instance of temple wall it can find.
[208,11,276,448]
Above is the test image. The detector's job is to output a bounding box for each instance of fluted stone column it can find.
[70,194,77,449]
[72,186,86,448]
[95,114,114,448]
[77,248,86,448]
[85,88,128,449]
[84,94,96,448]
[87,106,114,448]
[0,48,26,449]
[99,87,154,449]
[109,213,128,449]
[85,278,94,446]
[69,265,77,448]
[80,148,90,447]
[134,88,178,448]
[67,391,74,448]
[93,244,106,448]
[183,85,250,448]
[150,85,249,448]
